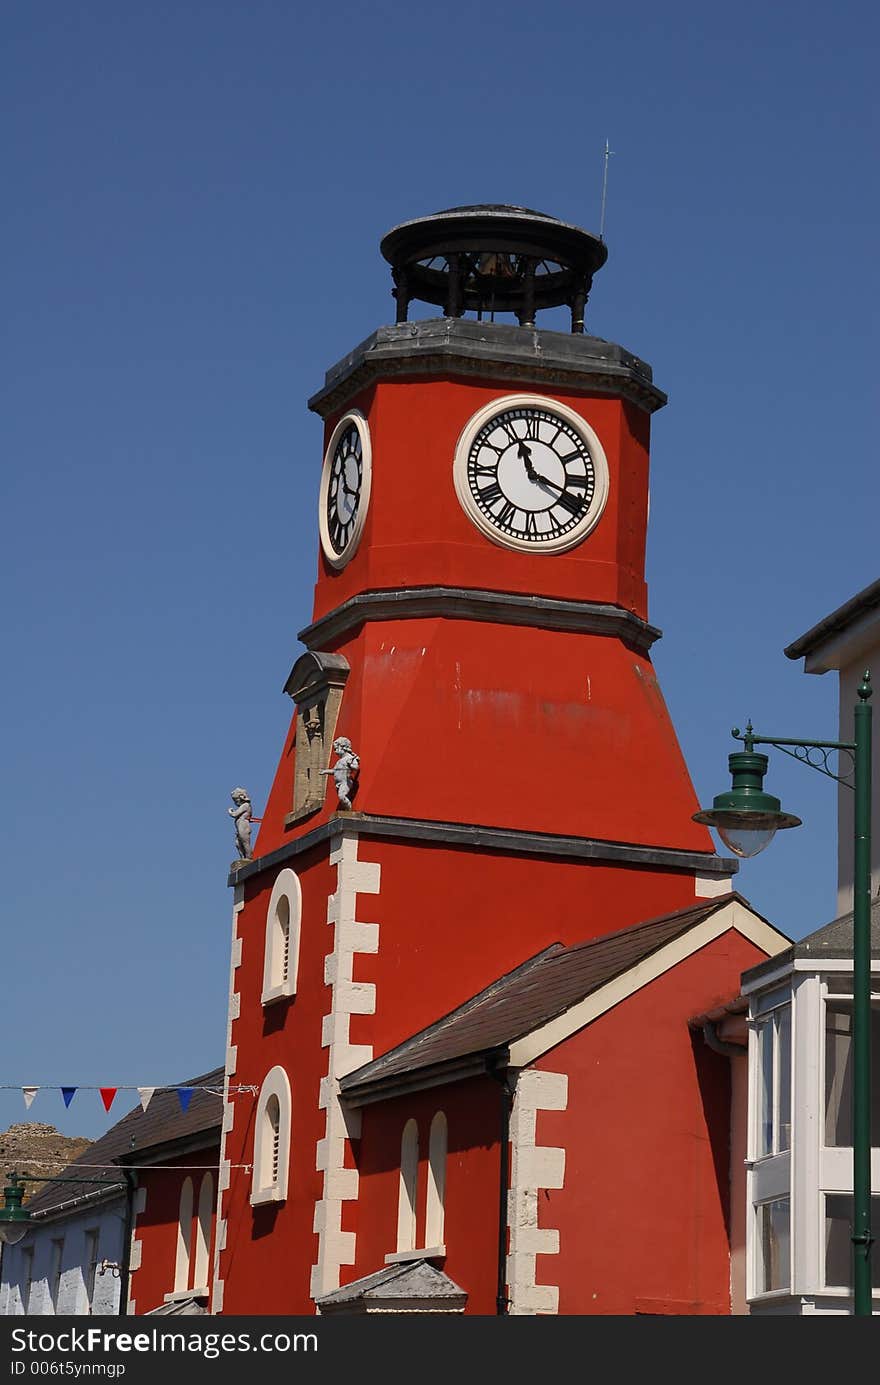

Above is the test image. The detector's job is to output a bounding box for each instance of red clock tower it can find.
[212,207,759,1316]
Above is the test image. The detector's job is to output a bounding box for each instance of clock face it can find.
[453,394,609,554]
[318,411,372,568]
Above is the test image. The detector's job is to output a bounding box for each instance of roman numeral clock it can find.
[453,394,608,552]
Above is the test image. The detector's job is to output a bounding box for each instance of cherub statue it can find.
[321,737,360,810]
[228,787,254,860]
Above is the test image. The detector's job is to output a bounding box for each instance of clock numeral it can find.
[523,415,541,440]
[524,512,539,537]
[473,461,497,476]
[479,480,504,505]
[497,500,517,529]
[555,490,585,517]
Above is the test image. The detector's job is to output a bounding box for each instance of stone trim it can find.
[306,319,666,419]
[229,813,738,888]
[506,1069,568,1315]
[694,873,734,899]
[282,652,350,824]
[126,1186,148,1316]
[310,831,381,1301]
[211,888,244,1315]
[298,587,661,653]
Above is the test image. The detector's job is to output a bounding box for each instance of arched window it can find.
[251,1066,292,1205]
[426,1111,447,1249]
[193,1173,214,1291]
[174,1177,194,1291]
[396,1118,419,1252]
[262,869,301,1005]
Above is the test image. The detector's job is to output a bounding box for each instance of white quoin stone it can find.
[310,830,380,1301]
[506,1068,568,1316]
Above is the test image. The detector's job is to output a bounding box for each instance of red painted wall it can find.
[311,378,653,622]
[217,844,335,1315]
[129,1145,219,1315]
[536,928,762,1315]
[350,1079,501,1316]
[255,619,715,858]
[217,828,717,1313]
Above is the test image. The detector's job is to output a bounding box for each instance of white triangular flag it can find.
[137,1087,155,1113]
[22,1086,39,1109]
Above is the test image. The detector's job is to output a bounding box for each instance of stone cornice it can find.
[307,318,667,419]
[228,812,737,888]
[298,587,662,653]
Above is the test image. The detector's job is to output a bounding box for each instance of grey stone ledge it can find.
[298,587,662,652]
[307,318,667,418]
[227,812,738,887]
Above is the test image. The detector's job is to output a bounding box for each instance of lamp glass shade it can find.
[0,1220,29,1246]
[716,823,777,858]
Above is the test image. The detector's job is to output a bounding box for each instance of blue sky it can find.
[3,0,877,1139]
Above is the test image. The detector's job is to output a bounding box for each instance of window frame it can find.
[751,996,793,1160]
[251,1065,292,1206]
[261,869,302,1006]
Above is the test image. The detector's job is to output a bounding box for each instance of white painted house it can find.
[0,1190,126,1316]
[737,579,880,1315]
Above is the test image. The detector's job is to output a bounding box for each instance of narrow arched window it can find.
[251,1066,292,1205]
[193,1173,214,1291]
[174,1177,194,1291]
[262,869,301,1005]
[396,1118,419,1252]
[426,1111,447,1249]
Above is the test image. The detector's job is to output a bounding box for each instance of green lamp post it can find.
[0,1174,32,1246]
[694,670,874,1316]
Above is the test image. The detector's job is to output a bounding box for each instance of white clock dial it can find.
[453,394,609,554]
[318,411,372,568]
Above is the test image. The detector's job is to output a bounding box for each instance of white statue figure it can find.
[228,787,254,860]
[321,737,360,810]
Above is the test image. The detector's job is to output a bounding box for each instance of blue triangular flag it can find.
[61,1088,77,1108]
[176,1087,194,1112]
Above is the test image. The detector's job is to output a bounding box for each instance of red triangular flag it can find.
[99,1088,118,1112]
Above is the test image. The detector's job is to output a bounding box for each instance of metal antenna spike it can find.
[599,139,615,242]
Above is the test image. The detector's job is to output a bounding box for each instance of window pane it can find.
[826,1002,853,1146]
[824,1194,880,1290]
[777,1007,792,1153]
[758,1019,774,1156]
[825,1002,880,1146]
[758,1199,790,1293]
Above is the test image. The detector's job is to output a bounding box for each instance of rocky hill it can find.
[0,1123,92,1202]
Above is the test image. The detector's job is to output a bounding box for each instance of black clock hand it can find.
[530,469,564,494]
[516,440,537,479]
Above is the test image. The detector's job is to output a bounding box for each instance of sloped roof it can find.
[785,578,880,661]
[315,1259,466,1313]
[24,1069,223,1219]
[341,895,763,1104]
[743,897,880,986]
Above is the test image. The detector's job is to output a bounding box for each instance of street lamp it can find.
[0,1174,31,1246]
[694,670,874,1316]
[0,1169,128,1247]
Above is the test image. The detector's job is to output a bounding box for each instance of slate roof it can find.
[24,1068,224,1219]
[341,894,765,1104]
[315,1259,466,1313]
[743,897,880,987]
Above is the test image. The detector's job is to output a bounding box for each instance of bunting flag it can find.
[61,1088,77,1108]
[22,1087,39,1109]
[99,1088,118,1113]
[176,1088,194,1113]
[137,1087,155,1113]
